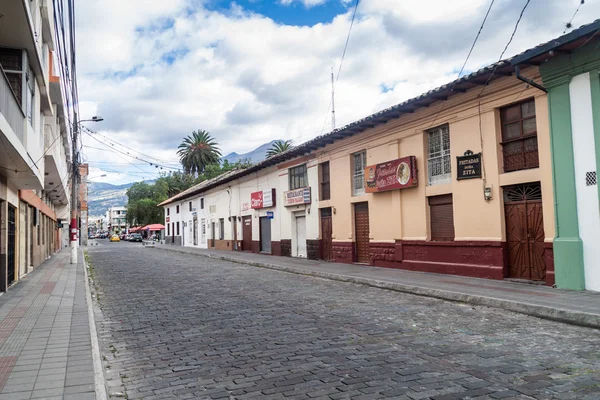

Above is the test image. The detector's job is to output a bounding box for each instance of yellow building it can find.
[161,59,556,286]
[310,62,554,285]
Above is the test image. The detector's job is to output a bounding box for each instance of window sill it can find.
[498,168,540,187]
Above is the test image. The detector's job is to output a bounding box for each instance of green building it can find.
[513,20,600,291]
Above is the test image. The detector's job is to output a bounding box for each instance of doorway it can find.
[259,217,272,254]
[19,203,27,277]
[354,202,370,263]
[201,218,206,244]
[7,205,16,286]
[211,222,216,248]
[296,215,306,258]
[242,216,252,251]
[193,217,198,246]
[320,208,333,261]
[504,183,546,281]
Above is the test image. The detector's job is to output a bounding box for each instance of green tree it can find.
[177,130,222,176]
[266,140,292,158]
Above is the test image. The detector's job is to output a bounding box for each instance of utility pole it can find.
[70,111,79,264]
[331,66,336,131]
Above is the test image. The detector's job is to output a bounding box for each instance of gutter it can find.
[515,65,547,93]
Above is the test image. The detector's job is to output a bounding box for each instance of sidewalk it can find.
[157,244,600,329]
[0,250,100,400]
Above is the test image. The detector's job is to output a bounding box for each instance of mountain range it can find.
[88,140,279,217]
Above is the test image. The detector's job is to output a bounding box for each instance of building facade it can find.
[160,54,560,287]
[106,206,127,235]
[0,0,74,291]
[513,21,600,291]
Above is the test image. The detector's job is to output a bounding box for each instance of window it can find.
[427,125,451,185]
[189,201,192,211]
[429,194,455,241]
[500,99,538,172]
[0,48,24,106]
[289,164,308,190]
[320,162,330,201]
[167,224,170,236]
[219,218,224,240]
[200,198,204,209]
[176,221,180,235]
[167,208,170,216]
[352,151,366,196]
[176,205,180,214]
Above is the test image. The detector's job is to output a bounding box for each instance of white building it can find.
[0,0,74,291]
[160,157,321,259]
[106,206,127,234]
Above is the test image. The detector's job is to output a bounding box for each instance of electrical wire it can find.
[82,129,182,171]
[564,0,585,33]
[428,0,496,129]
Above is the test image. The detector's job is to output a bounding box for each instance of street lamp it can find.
[70,116,104,264]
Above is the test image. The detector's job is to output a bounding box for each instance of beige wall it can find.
[315,69,555,243]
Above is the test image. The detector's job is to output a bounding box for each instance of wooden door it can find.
[320,208,333,261]
[242,216,252,251]
[504,184,546,281]
[354,203,370,263]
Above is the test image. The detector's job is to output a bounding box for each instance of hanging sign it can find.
[456,151,482,180]
[251,189,276,209]
[284,187,311,206]
[364,156,418,193]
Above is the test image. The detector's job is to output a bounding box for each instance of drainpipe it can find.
[515,65,547,93]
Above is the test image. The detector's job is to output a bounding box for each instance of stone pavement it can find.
[0,250,98,400]
[156,244,600,329]
[88,242,600,400]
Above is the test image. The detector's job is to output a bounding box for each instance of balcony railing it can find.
[502,137,539,173]
[0,67,25,143]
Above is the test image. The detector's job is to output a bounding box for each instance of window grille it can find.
[501,99,539,172]
[427,125,451,185]
[352,151,366,196]
[586,172,597,186]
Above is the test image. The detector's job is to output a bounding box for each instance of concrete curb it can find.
[82,250,109,400]
[160,246,600,330]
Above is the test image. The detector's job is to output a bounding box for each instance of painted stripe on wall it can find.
[569,72,600,291]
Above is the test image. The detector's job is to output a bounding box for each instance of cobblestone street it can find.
[87,242,600,400]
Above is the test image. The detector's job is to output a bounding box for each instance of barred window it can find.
[352,151,366,196]
[501,99,539,172]
[289,164,308,190]
[427,125,451,185]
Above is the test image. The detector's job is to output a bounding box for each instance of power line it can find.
[82,131,181,171]
[564,0,585,33]
[428,0,496,128]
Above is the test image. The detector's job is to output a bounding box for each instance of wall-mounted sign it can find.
[456,151,482,180]
[251,189,276,209]
[241,202,250,212]
[166,216,170,223]
[284,187,311,206]
[266,211,274,219]
[364,156,418,193]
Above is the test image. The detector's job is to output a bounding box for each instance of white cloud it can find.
[76,0,600,183]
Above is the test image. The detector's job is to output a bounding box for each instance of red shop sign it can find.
[364,156,418,193]
[250,189,276,209]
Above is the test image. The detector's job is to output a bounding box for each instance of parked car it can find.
[109,235,120,242]
[129,233,143,242]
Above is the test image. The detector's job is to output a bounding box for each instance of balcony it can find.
[44,123,69,206]
[0,0,52,114]
[0,67,43,188]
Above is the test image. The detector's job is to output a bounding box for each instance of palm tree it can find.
[266,140,293,158]
[177,130,222,176]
